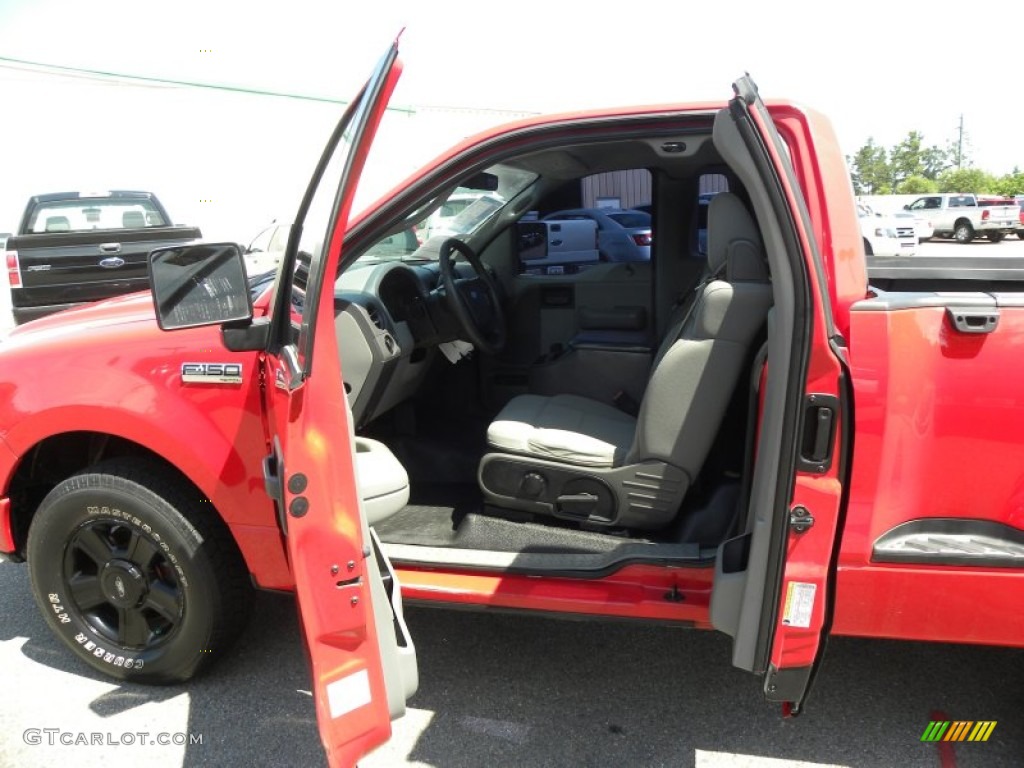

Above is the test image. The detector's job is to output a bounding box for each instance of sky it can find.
[1,0,1019,239]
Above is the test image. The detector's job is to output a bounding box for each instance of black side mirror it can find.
[149,242,252,331]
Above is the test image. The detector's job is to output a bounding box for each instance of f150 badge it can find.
[181,362,243,385]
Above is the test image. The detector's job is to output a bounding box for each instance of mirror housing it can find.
[148,242,252,331]
[462,171,500,192]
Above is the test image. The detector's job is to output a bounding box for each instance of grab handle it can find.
[946,308,999,334]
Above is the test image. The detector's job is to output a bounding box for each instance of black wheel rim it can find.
[62,519,184,651]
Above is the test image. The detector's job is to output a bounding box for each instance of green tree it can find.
[848,138,890,195]
[889,131,952,188]
[897,175,939,194]
[889,131,925,189]
[920,145,952,179]
[937,167,997,193]
[992,168,1024,196]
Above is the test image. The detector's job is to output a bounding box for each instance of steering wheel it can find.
[437,238,506,355]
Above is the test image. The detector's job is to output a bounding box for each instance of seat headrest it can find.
[707,193,768,282]
[45,215,70,232]
[122,210,146,228]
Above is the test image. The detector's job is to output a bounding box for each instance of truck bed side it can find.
[834,280,1024,647]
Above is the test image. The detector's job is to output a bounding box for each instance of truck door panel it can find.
[835,292,1024,646]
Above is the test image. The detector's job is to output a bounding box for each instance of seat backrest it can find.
[122,210,146,228]
[626,192,772,478]
[45,215,70,232]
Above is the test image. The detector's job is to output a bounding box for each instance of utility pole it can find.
[957,114,964,170]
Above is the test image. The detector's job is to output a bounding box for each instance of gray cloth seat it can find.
[44,215,70,232]
[481,192,772,529]
[487,394,635,468]
[122,210,146,228]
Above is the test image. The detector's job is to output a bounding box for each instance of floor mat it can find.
[374,484,654,555]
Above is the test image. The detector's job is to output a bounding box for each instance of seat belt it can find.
[728,338,769,539]
[614,263,726,417]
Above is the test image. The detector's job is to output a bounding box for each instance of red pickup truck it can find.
[1,42,1022,767]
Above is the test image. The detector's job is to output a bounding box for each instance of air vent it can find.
[366,304,386,331]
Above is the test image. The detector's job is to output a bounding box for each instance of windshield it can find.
[354,163,537,263]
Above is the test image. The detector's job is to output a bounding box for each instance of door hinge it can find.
[789,506,815,533]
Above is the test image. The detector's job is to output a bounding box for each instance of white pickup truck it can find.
[515,218,600,274]
[904,193,1020,243]
[857,203,917,257]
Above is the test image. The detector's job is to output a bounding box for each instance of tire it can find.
[986,232,1005,243]
[954,221,974,244]
[26,459,251,684]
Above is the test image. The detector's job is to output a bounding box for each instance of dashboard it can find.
[334,260,479,428]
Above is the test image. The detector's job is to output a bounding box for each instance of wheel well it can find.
[955,217,973,229]
[7,432,215,558]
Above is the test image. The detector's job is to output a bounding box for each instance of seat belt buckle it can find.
[613,390,640,417]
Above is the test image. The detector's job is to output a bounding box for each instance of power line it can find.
[0,54,415,113]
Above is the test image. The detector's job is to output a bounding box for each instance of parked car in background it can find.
[543,207,651,261]
[244,221,289,275]
[1013,194,1024,239]
[892,210,932,243]
[905,193,1019,243]
[3,190,201,323]
[857,203,917,256]
[515,218,600,273]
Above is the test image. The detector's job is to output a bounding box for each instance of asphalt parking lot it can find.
[1,557,1022,768]
[915,234,1024,257]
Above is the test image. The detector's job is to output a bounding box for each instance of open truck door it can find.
[260,40,418,766]
[709,76,849,714]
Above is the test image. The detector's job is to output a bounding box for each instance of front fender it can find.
[0,322,287,581]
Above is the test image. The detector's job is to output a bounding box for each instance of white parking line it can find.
[695,750,850,767]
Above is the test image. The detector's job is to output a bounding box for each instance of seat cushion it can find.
[487,394,636,468]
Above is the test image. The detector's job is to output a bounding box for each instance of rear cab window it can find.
[27,198,167,233]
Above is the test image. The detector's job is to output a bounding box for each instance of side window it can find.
[517,169,652,274]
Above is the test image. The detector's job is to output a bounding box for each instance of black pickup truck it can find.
[4,191,201,323]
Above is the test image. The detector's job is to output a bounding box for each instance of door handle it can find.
[946,308,998,334]
[797,394,839,473]
[99,242,122,253]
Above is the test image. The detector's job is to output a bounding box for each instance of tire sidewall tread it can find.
[26,459,250,684]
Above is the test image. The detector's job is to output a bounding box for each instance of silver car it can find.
[543,207,652,262]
